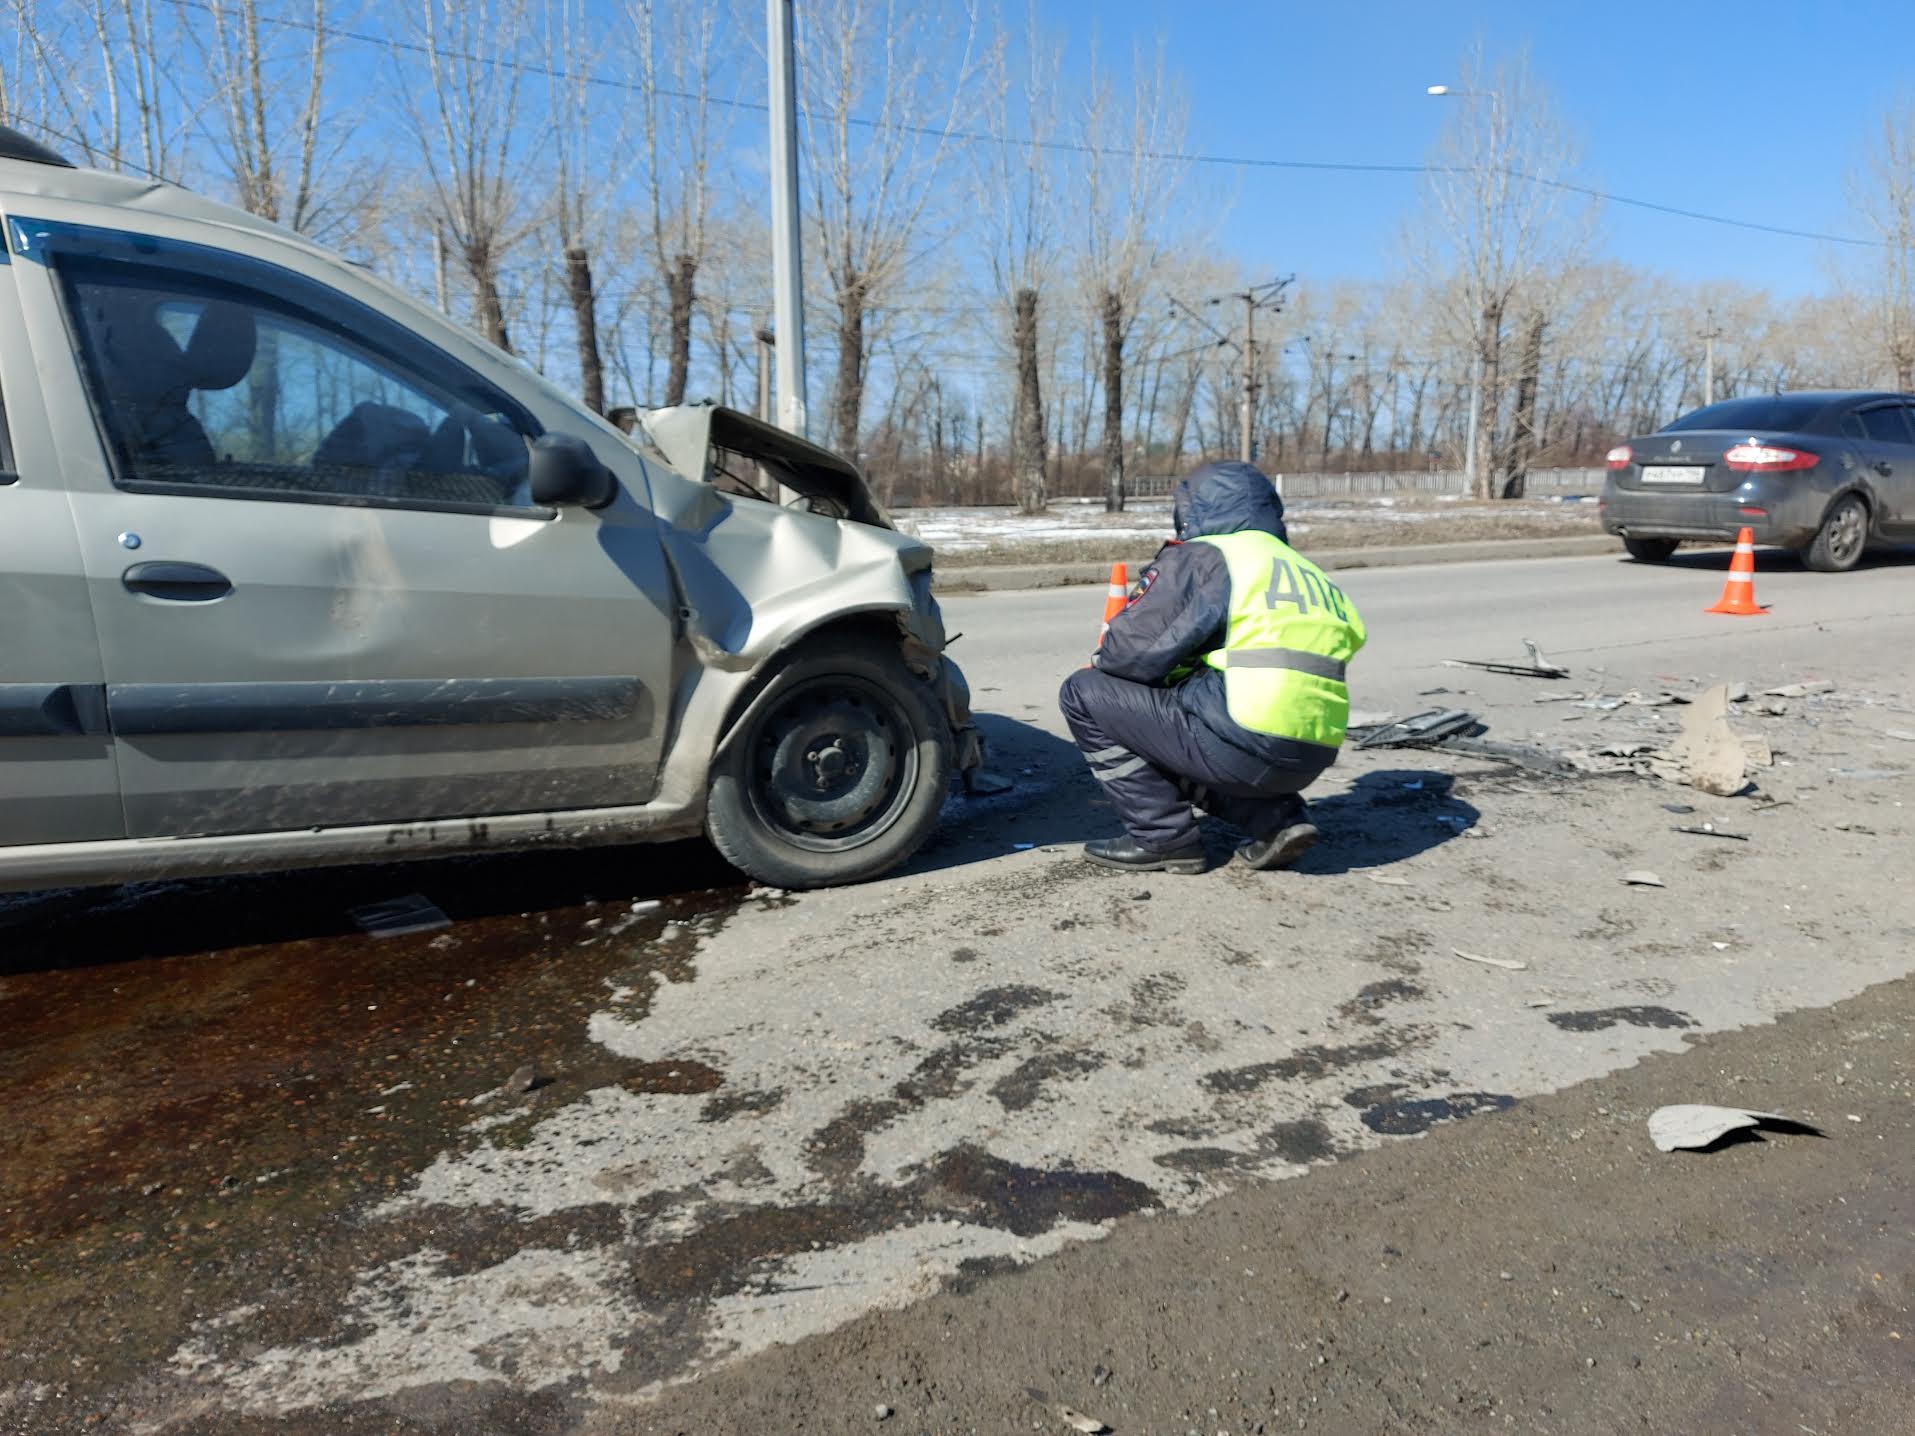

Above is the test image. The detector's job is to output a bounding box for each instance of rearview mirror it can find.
[528,433,618,509]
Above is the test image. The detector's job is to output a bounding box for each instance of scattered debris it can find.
[1741,736,1774,767]
[1595,741,1653,758]
[1763,680,1833,698]
[1726,681,1750,703]
[1452,948,1527,971]
[1620,690,1691,708]
[505,1063,545,1096]
[1674,824,1749,841]
[1621,871,1665,888]
[1669,685,1750,796]
[1366,873,1413,887]
[1662,803,1696,814]
[1354,708,1477,749]
[874,1404,893,1422]
[1834,821,1877,835]
[1830,767,1904,781]
[1347,708,1398,729]
[1024,1389,1108,1434]
[349,894,450,938]
[1091,1364,1112,1387]
[1647,1104,1802,1153]
[964,768,1015,795]
[1444,638,1570,679]
[1885,729,1915,743]
[1523,998,1555,1008]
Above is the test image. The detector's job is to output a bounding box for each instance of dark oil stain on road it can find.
[1335,978,1427,1027]
[1262,1118,1338,1164]
[931,984,1059,1034]
[1548,1005,1698,1033]
[0,840,744,1431]
[1360,1092,1517,1135]
[988,1048,1106,1110]
[1200,1034,1417,1095]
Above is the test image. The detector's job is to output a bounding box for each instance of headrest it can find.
[183,302,257,392]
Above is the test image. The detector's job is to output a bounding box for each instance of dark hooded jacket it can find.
[1095,461,1334,767]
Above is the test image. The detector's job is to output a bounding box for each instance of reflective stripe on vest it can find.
[1189,531,1367,747]
[1218,647,1348,681]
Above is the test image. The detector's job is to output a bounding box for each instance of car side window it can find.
[1856,405,1915,445]
[1842,413,1868,441]
[59,255,541,513]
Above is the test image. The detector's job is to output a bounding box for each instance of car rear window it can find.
[1662,397,1830,433]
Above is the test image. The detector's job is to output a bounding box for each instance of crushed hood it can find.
[641,403,892,530]
[1173,460,1288,543]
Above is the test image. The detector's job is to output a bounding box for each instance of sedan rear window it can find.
[1662,397,1830,433]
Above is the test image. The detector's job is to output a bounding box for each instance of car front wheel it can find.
[1801,494,1869,573]
[705,640,952,889]
[1623,537,1680,563]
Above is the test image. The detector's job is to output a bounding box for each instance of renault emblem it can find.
[1671,439,1683,453]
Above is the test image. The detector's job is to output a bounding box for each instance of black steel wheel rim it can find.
[746,675,919,853]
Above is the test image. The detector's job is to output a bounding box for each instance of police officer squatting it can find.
[1057,461,1367,874]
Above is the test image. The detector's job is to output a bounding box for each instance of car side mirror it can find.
[528,433,618,509]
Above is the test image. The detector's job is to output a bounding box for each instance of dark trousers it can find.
[1058,667,1328,852]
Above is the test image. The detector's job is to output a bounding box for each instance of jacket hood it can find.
[1173,461,1287,542]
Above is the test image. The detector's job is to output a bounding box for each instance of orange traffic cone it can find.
[1704,528,1766,616]
[1096,563,1129,647]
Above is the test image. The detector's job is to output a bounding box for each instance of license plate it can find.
[1642,464,1705,485]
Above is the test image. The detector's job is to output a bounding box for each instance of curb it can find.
[933,533,1624,593]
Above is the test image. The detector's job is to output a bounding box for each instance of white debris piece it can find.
[1452,948,1527,971]
[1622,871,1665,888]
[1669,685,1749,796]
[1647,1104,1792,1153]
[1762,680,1834,698]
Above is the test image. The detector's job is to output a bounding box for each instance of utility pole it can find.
[1699,308,1722,408]
[766,0,807,438]
[1463,347,1483,497]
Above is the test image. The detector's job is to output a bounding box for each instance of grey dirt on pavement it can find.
[3,548,1914,1434]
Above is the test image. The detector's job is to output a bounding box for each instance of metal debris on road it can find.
[1452,948,1527,971]
[1621,871,1665,887]
[1647,1104,1799,1153]
[1674,824,1749,841]
[1444,638,1570,679]
[1353,708,1477,749]
[1763,680,1834,698]
[349,894,451,938]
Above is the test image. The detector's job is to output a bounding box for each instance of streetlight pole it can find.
[767,0,807,439]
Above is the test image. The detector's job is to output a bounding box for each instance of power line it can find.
[148,0,1887,250]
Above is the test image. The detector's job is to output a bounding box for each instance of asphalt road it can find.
[6,545,1915,1433]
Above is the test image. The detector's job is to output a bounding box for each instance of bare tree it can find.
[633,0,726,406]
[1078,39,1188,510]
[195,0,376,244]
[1,0,186,178]
[800,0,979,455]
[1414,45,1591,497]
[398,0,536,352]
[1846,102,1915,391]
[976,9,1059,514]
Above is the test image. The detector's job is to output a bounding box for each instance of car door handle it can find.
[122,561,233,602]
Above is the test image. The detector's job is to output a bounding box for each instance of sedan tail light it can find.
[1605,444,1632,469]
[1723,442,1818,472]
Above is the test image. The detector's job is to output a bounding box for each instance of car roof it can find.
[0,151,309,253]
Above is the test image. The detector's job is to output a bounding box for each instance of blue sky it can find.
[1059,0,1914,296]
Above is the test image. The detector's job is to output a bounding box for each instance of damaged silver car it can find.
[0,126,979,892]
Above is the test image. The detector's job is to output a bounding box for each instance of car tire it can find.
[1801,494,1869,573]
[704,639,952,890]
[1623,537,1680,563]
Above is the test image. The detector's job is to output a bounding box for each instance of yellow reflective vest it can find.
[1189,531,1367,748]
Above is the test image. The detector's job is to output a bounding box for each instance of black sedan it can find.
[1601,391,1915,571]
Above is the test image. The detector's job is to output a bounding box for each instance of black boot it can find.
[1236,795,1319,871]
[1083,834,1208,875]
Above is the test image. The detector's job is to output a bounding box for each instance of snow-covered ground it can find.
[894,494,1601,554]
